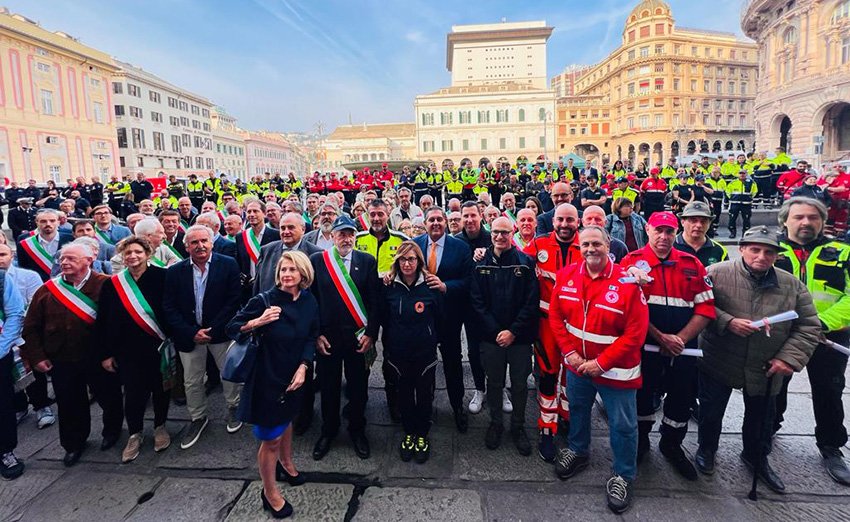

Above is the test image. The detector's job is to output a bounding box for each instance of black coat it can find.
[226,288,318,427]
[8,206,37,239]
[376,275,442,359]
[253,240,322,295]
[213,236,237,258]
[234,225,279,277]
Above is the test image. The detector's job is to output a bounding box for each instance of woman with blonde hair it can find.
[374,241,443,464]
[226,250,319,518]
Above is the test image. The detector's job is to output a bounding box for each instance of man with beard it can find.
[304,201,340,250]
[537,182,575,236]
[176,197,197,230]
[524,203,582,461]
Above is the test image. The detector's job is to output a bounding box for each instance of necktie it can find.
[428,243,438,274]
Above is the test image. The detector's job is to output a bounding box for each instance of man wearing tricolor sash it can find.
[91,205,131,247]
[21,243,123,467]
[501,192,519,230]
[511,208,536,250]
[159,210,188,260]
[235,201,277,302]
[309,216,379,461]
[16,209,72,282]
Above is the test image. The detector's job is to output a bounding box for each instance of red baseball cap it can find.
[647,211,678,229]
[650,168,660,175]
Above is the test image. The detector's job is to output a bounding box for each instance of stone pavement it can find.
[4,346,849,522]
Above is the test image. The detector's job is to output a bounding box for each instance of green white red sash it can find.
[45,277,97,324]
[512,232,528,249]
[149,255,166,268]
[178,219,190,233]
[503,209,517,228]
[20,236,53,274]
[112,270,166,339]
[358,214,370,230]
[95,228,113,245]
[217,209,229,222]
[242,228,261,264]
[322,248,367,329]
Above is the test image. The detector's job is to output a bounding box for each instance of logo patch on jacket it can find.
[415,301,425,313]
[537,250,549,263]
[605,291,619,303]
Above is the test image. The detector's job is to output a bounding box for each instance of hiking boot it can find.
[122,434,143,463]
[399,434,415,462]
[413,436,430,464]
[555,448,589,480]
[606,475,632,514]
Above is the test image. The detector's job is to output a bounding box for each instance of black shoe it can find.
[485,423,503,450]
[637,434,650,464]
[538,430,556,463]
[659,441,698,481]
[400,434,415,462]
[292,410,312,436]
[101,433,120,451]
[261,488,293,519]
[511,427,531,456]
[728,230,736,239]
[822,447,850,486]
[351,432,370,459]
[312,435,334,461]
[454,408,468,434]
[413,436,430,464]
[180,417,209,450]
[275,462,306,486]
[63,448,84,467]
[695,448,715,475]
[1,452,25,480]
[606,475,632,514]
[555,449,589,480]
[740,452,785,494]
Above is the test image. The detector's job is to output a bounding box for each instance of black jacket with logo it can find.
[376,275,443,358]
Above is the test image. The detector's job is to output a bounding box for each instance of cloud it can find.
[405,30,425,43]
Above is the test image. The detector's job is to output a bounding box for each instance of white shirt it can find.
[427,233,446,271]
[249,226,266,278]
[64,269,91,290]
[7,265,42,305]
[192,259,211,325]
[316,231,334,251]
[340,252,352,273]
[38,234,60,258]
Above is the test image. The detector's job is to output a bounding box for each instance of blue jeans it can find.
[566,371,637,481]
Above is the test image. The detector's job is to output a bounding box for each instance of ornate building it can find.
[742,0,850,166]
[555,0,759,166]
[325,123,417,172]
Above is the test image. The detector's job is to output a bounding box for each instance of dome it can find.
[626,0,671,24]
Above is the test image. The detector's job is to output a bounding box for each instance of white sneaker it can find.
[36,407,55,429]
[502,389,513,413]
[468,390,485,414]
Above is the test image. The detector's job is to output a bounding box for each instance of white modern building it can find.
[112,60,214,179]
[211,106,247,180]
[243,131,298,178]
[414,20,557,168]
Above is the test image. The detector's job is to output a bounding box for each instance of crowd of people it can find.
[1,156,848,517]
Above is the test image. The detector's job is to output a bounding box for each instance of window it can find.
[834,0,850,23]
[628,30,635,43]
[715,100,722,110]
[206,158,214,170]
[639,46,650,58]
[40,89,54,115]
[518,109,525,122]
[117,128,128,148]
[691,46,698,57]
[184,156,192,168]
[113,82,123,94]
[690,64,698,75]
[462,139,469,151]
[691,79,697,91]
[180,116,189,127]
[168,96,178,108]
[439,112,452,125]
[704,47,711,57]
[728,114,735,127]
[628,50,636,61]
[519,137,525,148]
[580,127,587,135]
[129,106,143,118]
[655,44,665,54]
[181,134,190,147]
[673,79,680,91]
[740,114,747,127]
[704,80,710,92]
[149,91,161,103]
[191,105,200,115]
[538,108,547,121]
[655,63,664,73]
[674,44,681,55]
[730,50,736,59]
[131,128,145,149]
[728,81,735,94]
[153,131,165,151]
[639,80,650,93]
[640,25,650,37]
[627,117,635,128]
[441,140,453,152]
[36,62,51,73]
[638,115,649,128]
[478,110,491,123]
[114,105,125,117]
[741,82,748,95]
[202,108,210,118]
[717,49,724,58]
[169,116,179,126]
[202,122,210,132]
[171,135,181,153]
[843,37,850,65]
[152,111,163,123]
[127,83,141,97]
[539,136,545,147]
[655,114,664,126]
[716,114,723,126]
[179,101,188,111]
[481,138,488,150]
[49,165,61,179]
[673,114,680,126]
[703,114,709,125]
[639,65,650,75]
[136,157,144,168]
[496,109,508,123]
[195,157,202,169]
[459,111,471,124]
[93,102,104,124]
[716,81,723,93]
[655,79,664,91]
[421,113,434,126]
[192,120,200,129]
[422,141,434,153]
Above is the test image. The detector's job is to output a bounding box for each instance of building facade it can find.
[742,0,850,166]
[0,9,120,183]
[325,123,416,171]
[555,0,759,166]
[211,106,246,180]
[243,131,297,178]
[415,21,557,168]
[550,64,590,97]
[113,61,214,179]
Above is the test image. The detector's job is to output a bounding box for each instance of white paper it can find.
[618,275,654,284]
[826,340,850,357]
[747,311,799,329]
[644,344,703,357]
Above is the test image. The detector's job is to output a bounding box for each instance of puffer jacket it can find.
[698,258,821,396]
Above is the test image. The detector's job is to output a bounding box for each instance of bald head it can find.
[552,182,572,207]
[554,203,580,243]
[582,205,606,228]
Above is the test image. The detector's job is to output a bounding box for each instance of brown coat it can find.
[21,272,109,365]
[698,258,821,396]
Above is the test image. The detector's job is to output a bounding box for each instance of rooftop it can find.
[327,123,416,141]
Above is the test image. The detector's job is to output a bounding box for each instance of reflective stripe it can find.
[539,300,550,311]
[662,416,689,429]
[637,414,656,422]
[601,364,641,381]
[693,290,714,304]
[647,295,694,308]
[812,291,841,304]
[565,322,619,344]
[558,295,579,301]
[594,304,624,314]
[540,411,558,424]
[538,394,558,409]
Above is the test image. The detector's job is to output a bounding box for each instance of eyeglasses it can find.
[491,230,512,236]
[398,256,418,265]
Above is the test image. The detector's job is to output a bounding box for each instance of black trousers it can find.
[698,369,775,460]
[50,359,123,452]
[14,370,50,412]
[710,198,723,228]
[386,352,437,437]
[296,361,315,423]
[753,174,773,202]
[637,351,697,446]
[119,350,169,435]
[774,343,848,449]
[464,320,486,392]
[489,186,501,208]
[727,203,752,234]
[481,342,531,428]
[0,353,17,454]
[190,198,205,212]
[461,188,475,202]
[439,318,466,411]
[430,188,443,208]
[642,201,664,220]
[317,336,368,437]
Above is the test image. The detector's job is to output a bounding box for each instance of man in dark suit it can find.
[195,211,237,258]
[413,207,474,433]
[159,210,188,259]
[234,201,278,300]
[537,182,577,237]
[163,225,242,450]
[310,216,379,461]
[16,209,73,281]
[9,197,38,240]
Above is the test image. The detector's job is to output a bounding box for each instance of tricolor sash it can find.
[503,209,517,228]
[20,236,53,274]
[358,214,370,231]
[95,228,113,245]
[512,232,529,249]
[178,219,190,233]
[150,256,166,268]
[217,209,229,223]
[112,270,166,339]
[242,228,261,264]
[45,277,97,324]
[322,248,367,330]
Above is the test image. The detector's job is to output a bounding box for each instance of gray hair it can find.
[134,217,162,237]
[397,186,412,196]
[184,224,214,246]
[266,202,282,211]
[424,206,446,220]
[778,196,828,226]
[71,236,100,253]
[319,201,340,215]
[196,211,221,230]
[579,225,611,245]
[36,208,60,220]
[59,242,94,259]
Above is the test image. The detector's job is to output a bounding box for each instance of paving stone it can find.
[0,469,65,520]
[743,499,850,522]
[126,477,244,522]
[156,422,258,471]
[455,427,563,482]
[14,413,62,460]
[483,490,619,521]
[383,427,454,479]
[627,494,755,521]
[353,487,482,522]
[290,424,387,475]
[12,471,161,521]
[225,481,353,522]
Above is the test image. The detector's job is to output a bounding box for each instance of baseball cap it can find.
[650,168,660,175]
[647,211,678,230]
[616,177,627,183]
[331,215,357,232]
[680,201,712,218]
[740,226,780,248]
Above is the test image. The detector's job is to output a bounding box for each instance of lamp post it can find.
[22,146,33,182]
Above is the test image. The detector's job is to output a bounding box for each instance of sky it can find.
[7,0,750,133]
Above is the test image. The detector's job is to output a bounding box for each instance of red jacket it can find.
[524,232,582,316]
[549,260,649,389]
[776,170,805,195]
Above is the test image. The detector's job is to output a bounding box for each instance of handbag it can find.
[158,339,178,391]
[222,293,270,383]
